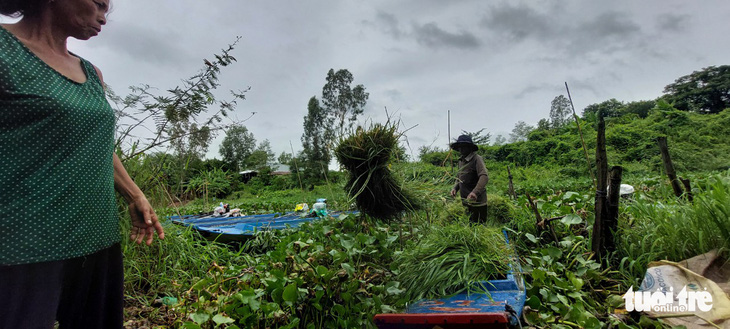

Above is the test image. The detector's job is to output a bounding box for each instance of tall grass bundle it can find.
[335,123,418,220]
[394,223,512,301]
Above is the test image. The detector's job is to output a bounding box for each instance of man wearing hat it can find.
[450,135,489,222]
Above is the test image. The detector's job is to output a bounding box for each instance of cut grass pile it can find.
[394,223,512,302]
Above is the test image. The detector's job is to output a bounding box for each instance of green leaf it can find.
[562,191,580,201]
[189,312,210,325]
[332,304,347,316]
[607,294,625,308]
[282,282,298,303]
[340,237,355,250]
[583,316,603,329]
[561,214,582,225]
[191,278,210,291]
[531,268,546,281]
[385,281,405,295]
[341,263,355,277]
[544,246,563,259]
[525,295,541,309]
[181,322,202,329]
[212,314,235,326]
[526,233,538,243]
[556,293,569,305]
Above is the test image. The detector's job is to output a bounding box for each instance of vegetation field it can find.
[113,58,730,328]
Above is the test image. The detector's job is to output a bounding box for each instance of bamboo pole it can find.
[657,137,684,198]
[565,82,596,189]
[289,140,304,191]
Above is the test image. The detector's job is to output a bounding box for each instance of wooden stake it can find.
[680,177,693,202]
[507,166,516,200]
[605,166,622,255]
[591,116,608,259]
[657,137,684,198]
[526,192,558,242]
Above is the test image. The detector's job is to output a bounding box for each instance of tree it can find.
[107,38,250,199]
[245,139,275,170]
[509,121,534,142]
[550,95,573,129]
[460,128,491,145]
[582,99,623,119]
[169,123,211,159]
[321,69,369,140]
[111,38,249,161]
[623,100,655,118]
[301,97,330,182]
[277,151,293,165]
[536,118,551,131]
[219,125,257,171]
[663,65,730,114]
[493,135,506,146]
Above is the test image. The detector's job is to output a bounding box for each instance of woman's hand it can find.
[127,196,165,245]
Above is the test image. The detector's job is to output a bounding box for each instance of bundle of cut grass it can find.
[334,123,417,220]
[394,223,512,301]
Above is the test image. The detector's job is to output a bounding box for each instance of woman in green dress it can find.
[0,0,164,328]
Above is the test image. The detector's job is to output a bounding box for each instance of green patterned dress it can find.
[0,26,119,265]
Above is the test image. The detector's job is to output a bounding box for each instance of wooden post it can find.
[526,192,558,242]
[591,116,608,259]
[680,177,693,202]
[657,137,684,198]
[605,166,623,255]
[507,166,517,200]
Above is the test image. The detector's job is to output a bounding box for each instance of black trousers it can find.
[0,243,124,329]
[467,204,488,223]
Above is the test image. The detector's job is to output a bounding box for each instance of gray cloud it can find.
[368,11,480,50]
[656,13,690,32]
[412,22,481,49]
[514,84,554,99]
[383,89,403,102]
[582,12,641,40]
[94,22,191,67]
[374,11,404,39]
[479,4,650,60]
[480,4,554,41]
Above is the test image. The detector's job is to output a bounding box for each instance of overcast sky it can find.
[4,1,729,161]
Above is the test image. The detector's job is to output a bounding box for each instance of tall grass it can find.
[616,173,730,279]
[120,211,248,301]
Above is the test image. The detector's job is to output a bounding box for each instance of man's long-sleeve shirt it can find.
[453,151,489,206]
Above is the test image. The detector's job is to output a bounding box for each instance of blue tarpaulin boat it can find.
[169,211,353,242]
[374,231,525,329]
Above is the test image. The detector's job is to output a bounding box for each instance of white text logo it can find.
[623,285,713,312]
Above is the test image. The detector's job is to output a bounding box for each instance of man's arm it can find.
[468,156,489,199]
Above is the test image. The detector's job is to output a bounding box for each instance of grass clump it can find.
[617,173,730,279]
[394,223,512,302]
[335,123,418,220]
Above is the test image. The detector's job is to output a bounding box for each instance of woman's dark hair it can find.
[0,0,47,17]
